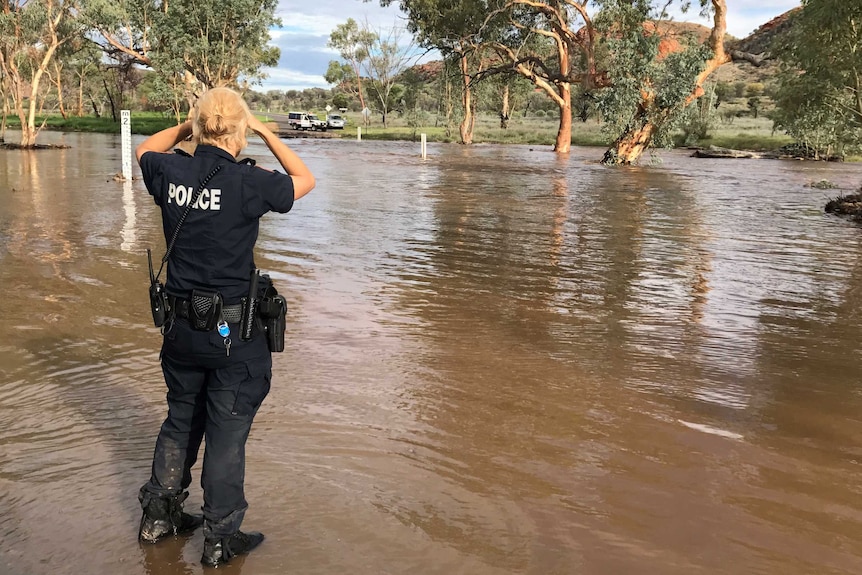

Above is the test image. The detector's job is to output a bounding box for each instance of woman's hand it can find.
[247,114,267,136]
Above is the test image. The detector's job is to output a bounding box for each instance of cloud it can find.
[260,0,407,90]
[259,67,327,92]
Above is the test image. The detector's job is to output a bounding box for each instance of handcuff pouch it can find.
[190,289,223,331]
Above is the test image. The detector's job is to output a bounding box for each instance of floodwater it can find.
[2,130,862,575]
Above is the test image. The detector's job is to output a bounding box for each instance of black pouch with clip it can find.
[147,249,170,328]
[149,281,170,328]
[262,295,286,353]
[189,289,223,331]
[256,274,286,352]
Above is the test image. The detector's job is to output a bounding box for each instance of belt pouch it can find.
[190,289,223,331]
[263,295,286,352]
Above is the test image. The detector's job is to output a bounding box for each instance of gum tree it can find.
[0,0,84,146]
[362,25,418,128]
[86,0,280,104]
[483,0,606,153]
[326,18,376,115]
[379,0,499,144]
[598,0,732,164]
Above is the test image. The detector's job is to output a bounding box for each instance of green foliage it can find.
[772,0,862,154]
[744,82,764,97]
[151,0,280,88]
[747,96,761,119]
[379,0,493,54]
[332,93,350,110]
[324,61,353,86]
[772,96,858,158]
[85,0,280,100]
[678,83,717,145]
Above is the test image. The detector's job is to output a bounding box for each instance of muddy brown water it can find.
[2,131,862,575]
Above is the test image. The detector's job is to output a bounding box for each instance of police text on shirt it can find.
[167,182,222,210]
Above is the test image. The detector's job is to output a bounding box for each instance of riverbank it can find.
[1,111,805,153]
[825,188,862,221]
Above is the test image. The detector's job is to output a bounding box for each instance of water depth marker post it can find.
[121,110,132,181]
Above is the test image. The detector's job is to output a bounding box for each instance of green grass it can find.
[4,112,177,135]
[338,113,796,151]
[1,111,817,154]
[341,115,613,147]
[700,116,794,151]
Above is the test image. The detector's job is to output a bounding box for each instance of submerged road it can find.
[253,110,342,139]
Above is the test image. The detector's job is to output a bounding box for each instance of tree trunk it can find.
[444,68,454,139]
[500,84,510,129]
[458,51,473,145]
[603,119,657,165]
[0,96,7,142]
[353,61,368,128]
[76,73,84,117]
[554,82,572,153]
[104,78,117,122]
[52,62,68,119]
[3,52,30,147]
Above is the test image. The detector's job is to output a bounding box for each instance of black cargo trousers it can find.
[139,316,272,538]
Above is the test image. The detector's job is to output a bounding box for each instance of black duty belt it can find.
[172,298,243,323]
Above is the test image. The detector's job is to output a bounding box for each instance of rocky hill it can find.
[713,8,799,85]
[730,8,800,56]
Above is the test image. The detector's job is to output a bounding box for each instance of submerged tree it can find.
[597,0,720,164]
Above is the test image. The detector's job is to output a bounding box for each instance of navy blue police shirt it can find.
[140,144,294,304]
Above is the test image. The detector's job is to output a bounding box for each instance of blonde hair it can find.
[192,87,250,153]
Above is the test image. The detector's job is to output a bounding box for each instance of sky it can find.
[262,0,802,92]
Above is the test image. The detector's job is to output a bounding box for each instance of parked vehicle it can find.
[326,114,345,129]
[306,114,328,131]
[287,111,312,130]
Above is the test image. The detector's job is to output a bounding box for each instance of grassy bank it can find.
[3,112,176,135]
[333,113,796,152]
[4,111,808,154]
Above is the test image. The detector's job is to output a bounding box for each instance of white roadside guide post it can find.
[121,110,132,181]
[421,133,427,160]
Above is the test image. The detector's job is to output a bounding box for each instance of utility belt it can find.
[149,271,286,353]
[171,297,243,324]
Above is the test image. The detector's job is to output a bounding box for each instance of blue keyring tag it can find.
[217,320,230,338]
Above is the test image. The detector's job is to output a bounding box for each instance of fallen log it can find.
[691,145,764,159]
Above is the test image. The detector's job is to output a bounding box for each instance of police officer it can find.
[135,88,315,567]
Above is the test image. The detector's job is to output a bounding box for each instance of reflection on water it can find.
[2,131,862,574]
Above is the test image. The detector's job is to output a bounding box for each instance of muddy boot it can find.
[201,530,264,567]
[138,490,204,544]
